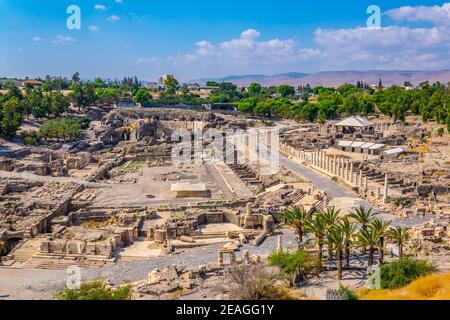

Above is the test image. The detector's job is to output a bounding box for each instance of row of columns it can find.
[280,144,390,204]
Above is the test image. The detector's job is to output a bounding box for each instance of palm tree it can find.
[327,226,345,281]
[388,226,410,259]
[305,212,327,270]
[282,205,314,246]
[339,217,358,269]
[358,228,378,267]
[350,206,376,254]
[322,207,340,260]
[371,218,391,265]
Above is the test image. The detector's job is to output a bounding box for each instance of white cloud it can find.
[312,23,450,70]
[94,4,107,11]
[32,36,42,42]
[133,3,450,78]
[192,29,299,65]
[107,15,120,22]
[53,35,75,44]
[89,25,100,33]
[386,3,450,26]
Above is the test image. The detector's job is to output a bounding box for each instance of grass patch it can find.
[119,161,145,171]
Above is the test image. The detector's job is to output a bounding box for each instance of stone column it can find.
[346,160,353,181]
[246,203,252,216]
[320,152,324,169]
[334,156,338,176]
[364,177,368,192]
[242,250,250,264]
[230,252,236,265]
[277,235,283,253]
[218,252,224,267]
[344,159,350,181]
[337,158,341,177]
[349,162,354,183]
[383,173,389,204]
[359,170,363,187]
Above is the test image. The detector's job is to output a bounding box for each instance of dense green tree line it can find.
[1,73,449,140]
[237,81,450,132]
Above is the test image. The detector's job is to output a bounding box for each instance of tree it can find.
[374,86,411,124]
[371,218,391,265]
[277,85,295,98]
[342,95,359,115]
[281,205,314,246]
[322,207,340,260]
[339,216,358,269]
[94,77,106,88]
[237,97,258,114]
[49,92,69,117]
[318,97,340,120]
[71,72,81,85]
[299,103,319,122]
[358,227,378,267]
[0,98,23,137]
[163,75,179,94]
[133,88,152,105]
[95,88,119,106]
[254,100,272,116]
[350,206,375,254]
[304,212,327,270]
[40,118,82,142]
[69,84,85,111]
[268,250,320,286]
[388,227,409,260]
[357,94,375,115]
[327,226,345,280]
[247,83,262,95]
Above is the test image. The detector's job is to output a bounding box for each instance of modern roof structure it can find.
[338,140,385,150]
[384,148,404,156]
[334,116,374,128]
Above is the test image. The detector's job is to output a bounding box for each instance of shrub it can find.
[20,130,43,145]
[57,281,132,300]
[268,250,320,285]
[215,265,296,300]
[380,257,437,289]
[338,284,359,300]
[40,118,82,142]
[0,240,6,256]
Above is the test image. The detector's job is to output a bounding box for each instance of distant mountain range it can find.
[189,70,450,87]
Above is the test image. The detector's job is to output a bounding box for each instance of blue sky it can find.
[0,0,449,81]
